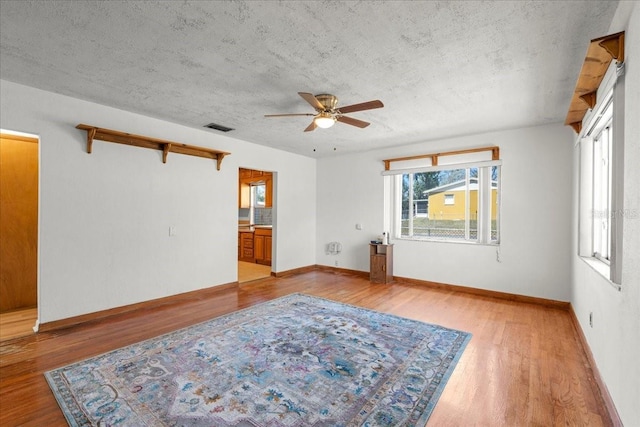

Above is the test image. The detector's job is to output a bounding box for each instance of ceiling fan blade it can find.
[338,100,384,114]
[264,113,315,117]
[298,92,324,111]
[304,120,317,132]
[336,115,370,128]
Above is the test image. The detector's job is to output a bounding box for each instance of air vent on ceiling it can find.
[204,122,234,132]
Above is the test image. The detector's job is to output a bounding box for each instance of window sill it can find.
[579,256,621,291]
[396,236,500,247]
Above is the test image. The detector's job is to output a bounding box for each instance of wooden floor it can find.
[0,307,37,341]
[0,270,611,426]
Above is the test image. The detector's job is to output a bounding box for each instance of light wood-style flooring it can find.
[0,307,37,341]
[238,261,272,283]
[0,270,611,426]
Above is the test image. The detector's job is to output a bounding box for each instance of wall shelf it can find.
[76,124,231,170]
[382,146,499,171]
[565,31,624,133]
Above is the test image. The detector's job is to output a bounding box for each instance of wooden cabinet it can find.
[240,168,265,179]
[238,169,272,208]
[265,173,273,208]
[254,228,272,266]
[265,236,272,263]
[370,244,393,283]
[239,232,254,262]
[238,181,250,208]
[238,228,272,266]
[254,234,264,262]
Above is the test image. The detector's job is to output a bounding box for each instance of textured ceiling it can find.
[0,1,619,157]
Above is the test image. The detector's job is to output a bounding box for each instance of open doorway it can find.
[0,131,39,340]
[238,168,274,283]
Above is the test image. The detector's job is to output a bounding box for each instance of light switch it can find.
[356,223,363,230]
[169,226,176,236]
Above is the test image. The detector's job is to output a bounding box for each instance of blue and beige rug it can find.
[45,293,471,426]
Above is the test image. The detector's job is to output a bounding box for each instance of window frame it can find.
[590,101,613,264]
[577,65,623,288]
[390,161,501,245]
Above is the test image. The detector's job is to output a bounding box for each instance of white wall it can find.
[571,3,640,425]
[2,4,637,418]
[0,80,317,324]
[316,154,385,270]
[317,123,574,301]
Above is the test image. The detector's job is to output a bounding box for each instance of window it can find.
[251,183,266,207]
[250,183,266,224]
[578,87,622,287]
[394,164,500,244]
[571,34,624,288]
[591,102,612,262]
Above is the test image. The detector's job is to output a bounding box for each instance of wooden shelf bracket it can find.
[86,127,96,154]
[76,124,230,170]
[163,144,171,164]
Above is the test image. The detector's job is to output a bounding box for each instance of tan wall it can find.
[0,134,38,311]
[428,189,497,221]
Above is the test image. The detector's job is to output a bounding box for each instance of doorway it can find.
[0,132,39,340]
[238,168,275,283]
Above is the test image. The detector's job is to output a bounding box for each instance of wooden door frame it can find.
[237,167,276,276]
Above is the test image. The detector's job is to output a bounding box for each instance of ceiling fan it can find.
[265,92,384,132]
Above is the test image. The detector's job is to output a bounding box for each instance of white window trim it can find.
[576,59,624,289]
[580,257,620,291]
[381,160,501,176]
[387,160,501,246]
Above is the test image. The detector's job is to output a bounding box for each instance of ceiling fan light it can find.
[315,113,336,129]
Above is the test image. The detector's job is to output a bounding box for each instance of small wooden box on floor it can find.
[370,244,393,283]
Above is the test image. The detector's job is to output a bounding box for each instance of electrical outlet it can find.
[589,312,593,328]
[335,260,339,267]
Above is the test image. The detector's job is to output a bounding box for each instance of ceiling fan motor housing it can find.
[315,94,338,111]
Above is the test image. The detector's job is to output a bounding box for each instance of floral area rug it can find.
[45,293,471,426]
